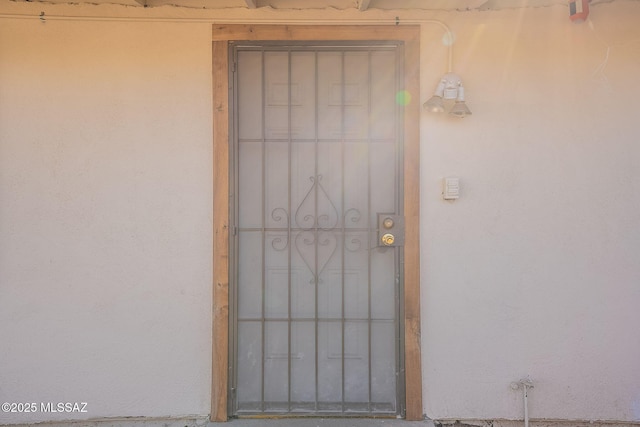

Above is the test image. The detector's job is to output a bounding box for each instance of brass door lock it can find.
[377,214,404,247]
[381,233,395,246]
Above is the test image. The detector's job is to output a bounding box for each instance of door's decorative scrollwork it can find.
[267,175,364,282]
[343,208,365,252]
[295,175,339,231]
[295,230,337,284]
[270,208,289,251]
[345,233,363,252]
[343,207,362,226]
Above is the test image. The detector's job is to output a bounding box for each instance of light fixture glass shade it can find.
[449,101,472,118]
[449,85,472,117]
[423,79,446,113]
[424,95,445,113]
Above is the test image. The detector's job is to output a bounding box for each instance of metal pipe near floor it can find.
[511,377,534,427]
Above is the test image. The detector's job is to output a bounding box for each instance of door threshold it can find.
[233,414,400,419]
[220,417,432,427]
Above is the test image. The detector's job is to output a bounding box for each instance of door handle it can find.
[381,233,395,246]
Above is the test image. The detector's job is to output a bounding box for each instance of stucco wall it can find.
[0,0,639,425]
[420,2,640,422]
[0,18,214,425]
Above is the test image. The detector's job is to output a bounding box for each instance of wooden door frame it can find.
[212,24,422,422]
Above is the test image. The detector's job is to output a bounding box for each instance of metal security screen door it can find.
[230,41,405,416]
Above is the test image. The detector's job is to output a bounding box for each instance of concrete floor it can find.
[7,417,637,427]
[4,416,435,427]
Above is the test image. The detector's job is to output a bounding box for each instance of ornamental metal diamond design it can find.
[270,175,363,284]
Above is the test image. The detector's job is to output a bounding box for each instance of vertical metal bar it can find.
[340,50,346,413]
[314,49,322,411]
[366,49,373,413]
[235,46,242,416]
[229,44,239,416]
[260,48,267,413]
[313,49,320,413]
[394,43,406,417]
[287,49,293,413]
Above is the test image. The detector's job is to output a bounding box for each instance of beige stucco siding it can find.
[0,19,214,424]
[1,0,639,424]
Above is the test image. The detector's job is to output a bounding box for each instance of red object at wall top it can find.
[569,0,590,22]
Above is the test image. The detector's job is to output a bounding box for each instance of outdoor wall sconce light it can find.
[423,72,472,118]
